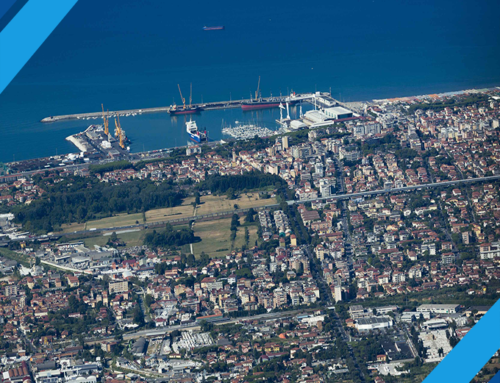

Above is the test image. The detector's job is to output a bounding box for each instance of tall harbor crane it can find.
[101,103,109,135]
[114,114,126,149]
[255,76,261,100]
[178,84,186,110]
[189,83,193,108]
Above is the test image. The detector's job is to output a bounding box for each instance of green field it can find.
[61,192,273,234]
[191,218,233,257]
[83,229,151,248]
[190,217,259,257]
[195,192,275,216]
[84,212,144,230]
[145,197,195,223]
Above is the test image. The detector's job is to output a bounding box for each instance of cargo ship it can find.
[203,26,224,31]
[168,105,202,115]
[169,83,202,115]
[186,119,207,143]
[241,98,299,111]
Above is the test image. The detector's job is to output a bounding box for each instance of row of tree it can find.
[144,223,195,248]
[14,177,184,232]
[200,172,285,194]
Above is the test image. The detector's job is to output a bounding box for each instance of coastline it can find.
[5,85,499,167]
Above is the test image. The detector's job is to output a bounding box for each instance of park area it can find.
[190,217,259,258]
[62,192,274,232]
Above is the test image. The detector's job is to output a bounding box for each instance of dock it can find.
[41,93,322,123]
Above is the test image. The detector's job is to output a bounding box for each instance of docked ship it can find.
[168,105,202,115]
[203,26,224,31]
[169,83,202,115]
[241,98,299,111]
[241,76,299,111]
[186,119,207,143]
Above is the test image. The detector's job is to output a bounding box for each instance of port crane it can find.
[178,84,186,110]
[114,114,126,149]
[189,83,193,108]
[254,76,261,101]
[101,103,109,136]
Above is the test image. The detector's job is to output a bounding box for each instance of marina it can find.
[45,91,360,163]
[222,124,281,140]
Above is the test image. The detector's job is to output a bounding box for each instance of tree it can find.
[133,305,144,325]
[187,253,195,267]
[438,347,444,357]
[245,208,255,223]
[144,294,154,308]
[226,188,236,200]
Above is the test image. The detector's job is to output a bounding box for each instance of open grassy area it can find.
[70,197,195,232]
[233,221,259,250]
[60,193,272,234]
[145,197,195,223]
[84,212,144,230]
[191,218,233,257]
[195,192,275,216]
[60,222,86,233]
[190,217,259,257]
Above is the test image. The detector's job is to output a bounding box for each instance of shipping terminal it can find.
[36,80,366,169]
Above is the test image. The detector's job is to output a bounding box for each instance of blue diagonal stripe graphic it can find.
[490,370,500,383]
[424,298,500,383]
[0,0,78,95]
[0,0,19,22]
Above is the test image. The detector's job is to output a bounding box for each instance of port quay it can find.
[0,90,371,175]
[40,92,360,123]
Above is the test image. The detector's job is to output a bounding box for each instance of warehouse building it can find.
[324,106,353,120]
[355,316,393,332]
[417,304,460,315]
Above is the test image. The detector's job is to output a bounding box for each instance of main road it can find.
[121,309,308,340]
[286,174,500,206]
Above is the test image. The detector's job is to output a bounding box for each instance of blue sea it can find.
[1,0,500,162]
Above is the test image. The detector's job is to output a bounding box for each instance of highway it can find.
[287,174,500,205]
[122,309,307,340]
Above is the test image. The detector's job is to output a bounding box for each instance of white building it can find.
[355,316,393,332]
[323,106,353,120]
[417,304,460,315]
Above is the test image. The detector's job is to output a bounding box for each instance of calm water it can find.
[1,0,500,162]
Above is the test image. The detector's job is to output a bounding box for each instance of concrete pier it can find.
[41,93,320,123]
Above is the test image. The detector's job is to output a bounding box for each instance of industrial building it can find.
[400,311,430,323]
[355,316,393,332]
[131,337,148,356]
[423,318,448,330]
[323,106,353,120]
[416,304,460,314]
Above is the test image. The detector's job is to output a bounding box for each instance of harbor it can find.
[41,93,314,123]
[39,90,364,165]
